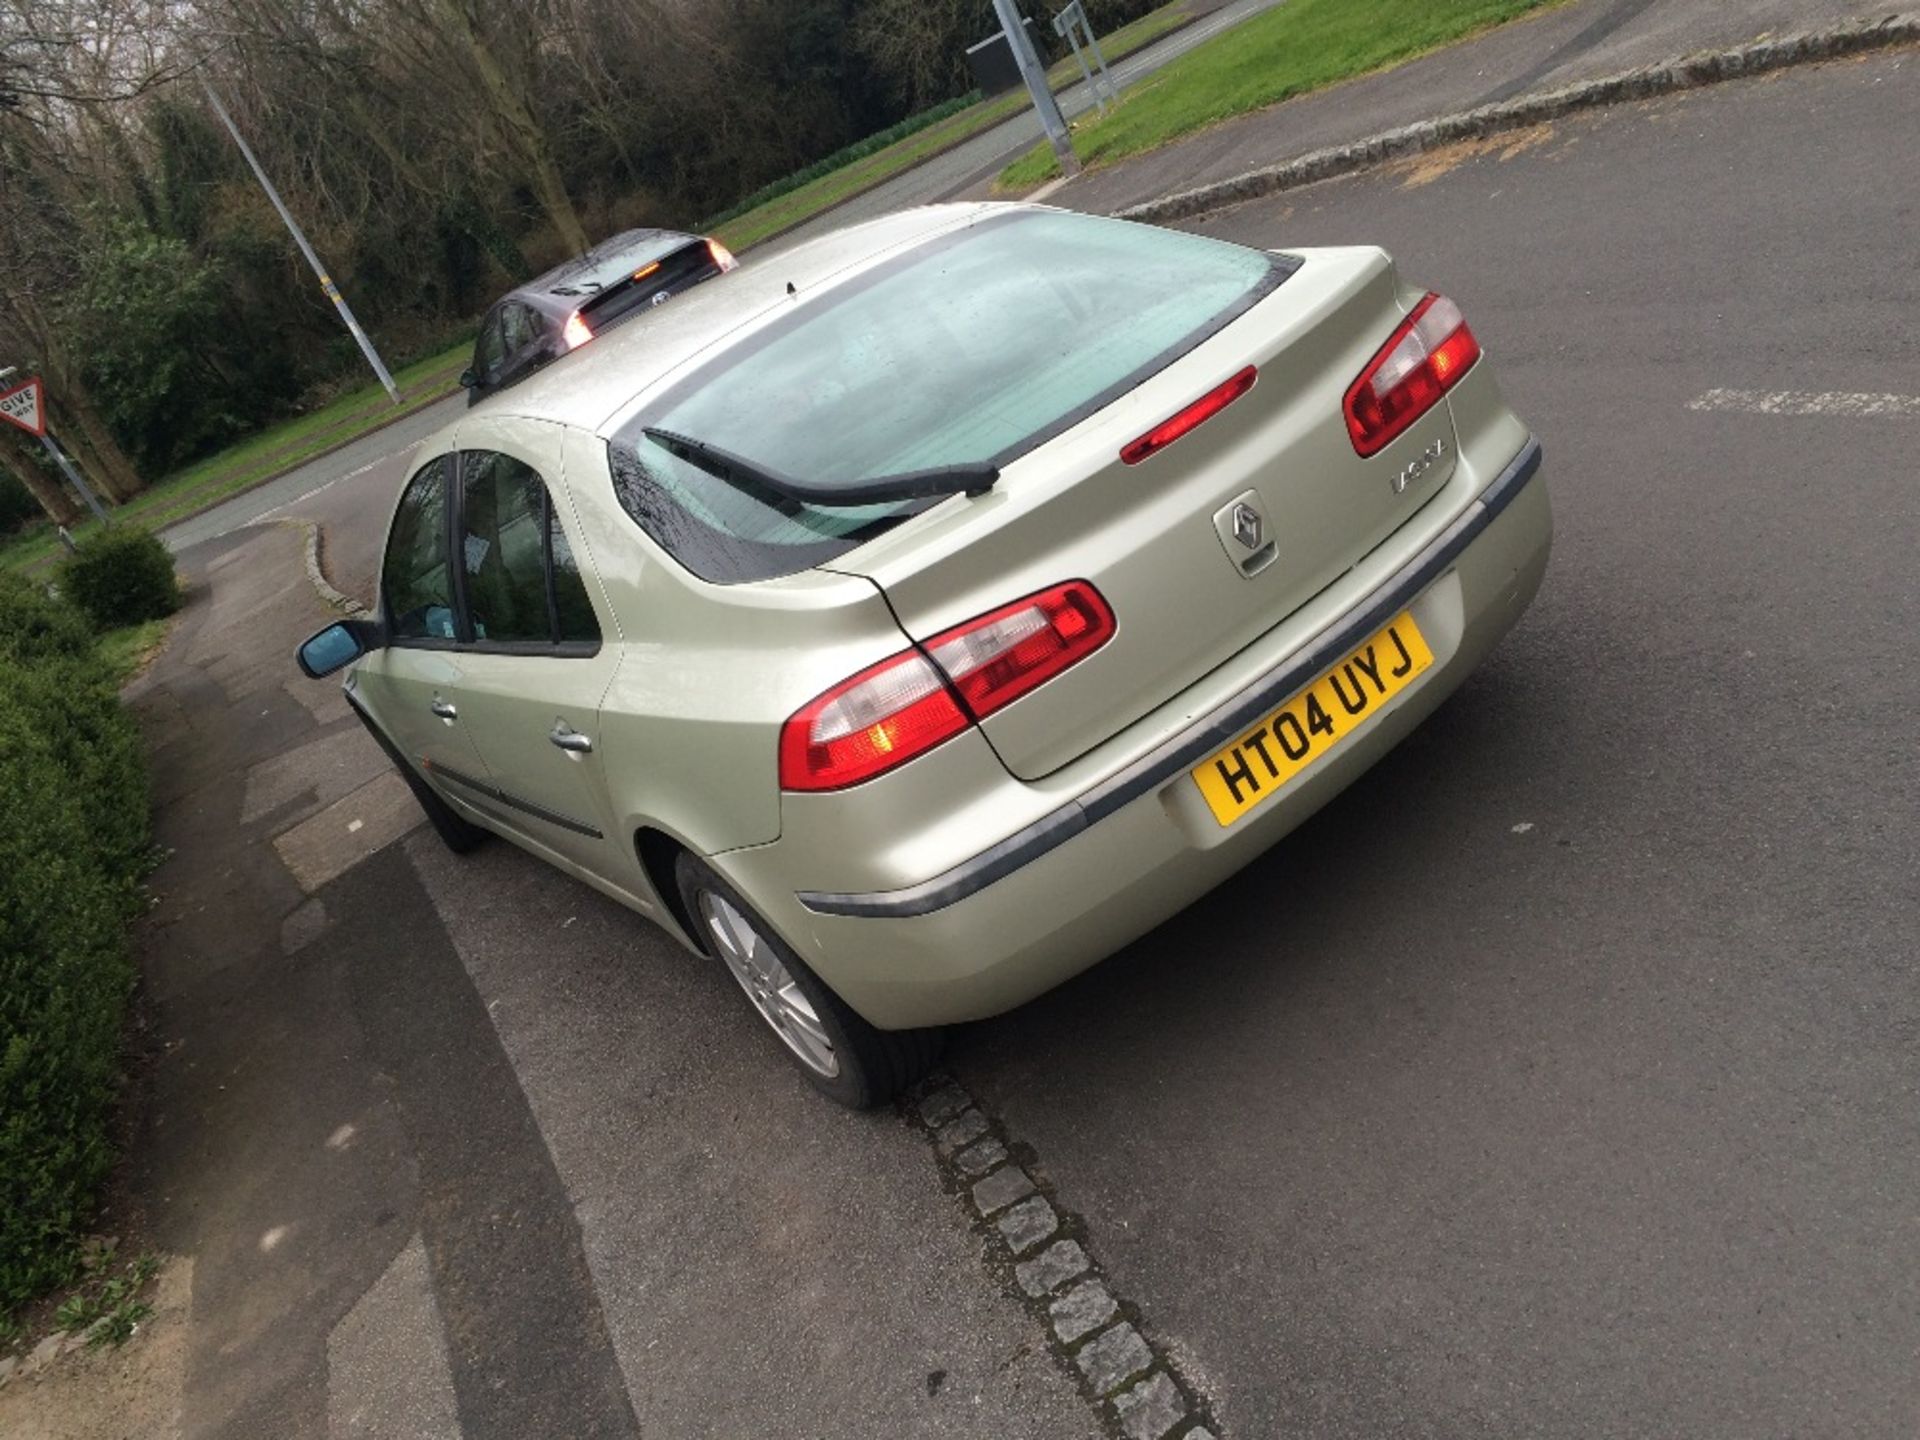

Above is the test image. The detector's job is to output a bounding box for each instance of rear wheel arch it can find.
[635,826,699,946]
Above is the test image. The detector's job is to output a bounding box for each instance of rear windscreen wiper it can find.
[641,426,998,506]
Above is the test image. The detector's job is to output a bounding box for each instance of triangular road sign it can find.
[0,376,46,438]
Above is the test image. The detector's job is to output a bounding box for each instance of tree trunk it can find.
[0,430,80,527]
[429,0,590,253]
[4,289,144,500]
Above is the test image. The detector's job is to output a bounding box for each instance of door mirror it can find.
[459,369,478,389]
[296,620,374,678]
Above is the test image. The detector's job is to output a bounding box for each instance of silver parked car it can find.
[298,203,1551,1107]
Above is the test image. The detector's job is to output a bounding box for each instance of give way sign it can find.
[0,376,47,437]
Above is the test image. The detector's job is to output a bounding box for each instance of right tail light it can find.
[779,581,1115,792]
[1343,293,1481,457]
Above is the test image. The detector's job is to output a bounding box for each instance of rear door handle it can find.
[549,721,593,755]
[430,698,458,721]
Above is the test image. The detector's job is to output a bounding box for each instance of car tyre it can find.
[349,701,488,854]
[674,853,942,1108]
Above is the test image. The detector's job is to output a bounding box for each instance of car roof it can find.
[510,229,703,316]
[463,203,1021,439]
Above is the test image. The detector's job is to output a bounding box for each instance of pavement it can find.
[120,18,1920,1440]
[1001,0,1900,215]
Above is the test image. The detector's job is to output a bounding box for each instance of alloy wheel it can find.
[698,891,840,1078]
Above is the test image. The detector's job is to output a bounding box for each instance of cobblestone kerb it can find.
[267,517,366,616]
[906,1075,1220,1440]
[1115,14,1920,226]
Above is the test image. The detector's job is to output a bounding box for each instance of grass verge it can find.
[96,617,174,686]
[712,0,1203,252]
[1000,0,1563,187]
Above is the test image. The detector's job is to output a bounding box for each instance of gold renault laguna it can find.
[298,203,1551,1107]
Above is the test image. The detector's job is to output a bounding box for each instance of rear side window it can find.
[461,451,550,643]
[608,209,1291,583]
[458,450,602,650]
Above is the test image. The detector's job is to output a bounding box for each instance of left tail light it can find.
[1343,293,1480,457]
[708,238,738,272]
[779,581,1115,792]
[562,310,593,350]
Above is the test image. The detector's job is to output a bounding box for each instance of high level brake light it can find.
[1121,366,1257,465]
[779,581,1116,791]
[1343,293,1481,457]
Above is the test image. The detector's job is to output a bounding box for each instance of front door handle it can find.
[549,721,593,755]
[430,698,458,721]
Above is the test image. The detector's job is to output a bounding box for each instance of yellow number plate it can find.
[1192,612,1434,827]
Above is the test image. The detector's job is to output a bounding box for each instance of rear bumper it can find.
[724,437,1550,1028]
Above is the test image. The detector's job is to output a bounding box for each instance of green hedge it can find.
[0,574,149,1317]
[58,526,181,631]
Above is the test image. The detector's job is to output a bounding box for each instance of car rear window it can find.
[608,208,1293,583]
[582,242,717,330]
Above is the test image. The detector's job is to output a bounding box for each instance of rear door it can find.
[352,456,497,795]
[495,303,552,390]
[437,430,632,886]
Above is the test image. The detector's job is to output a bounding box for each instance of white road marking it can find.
[1687,388,1920,419]
[257,446,411,520]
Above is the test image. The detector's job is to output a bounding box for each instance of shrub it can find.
[58,526,181,630]
[0,572,96,662]
[8,656,151,882]
[0,583,150,1318]
[0,692,139,1314]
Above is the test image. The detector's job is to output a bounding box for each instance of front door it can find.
[352,455,495,801]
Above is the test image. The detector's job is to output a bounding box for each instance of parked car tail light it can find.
[926,581,1115,719]
[562,310,594,350]
[780,653,970,792]
[708,239,738,272]
[780,582,1115,791]
[1343,293,1481,457]
[1121,366,1257,465]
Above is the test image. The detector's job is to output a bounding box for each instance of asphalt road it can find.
[963,52,1920,1437]
[143,48,1917,1440]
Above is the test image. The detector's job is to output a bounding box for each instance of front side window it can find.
[608,209,1290,583]
[384,457,456,641]
[459,450,601,648]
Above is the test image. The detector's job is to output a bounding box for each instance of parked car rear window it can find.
[608,209,1293,583]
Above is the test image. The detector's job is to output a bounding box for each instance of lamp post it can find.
[990,0,1079,177]
[202,79,401,404]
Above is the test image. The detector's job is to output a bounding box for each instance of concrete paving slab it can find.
[326,1235,461,1440]
[272,771,422,893]
[242,726,391,827]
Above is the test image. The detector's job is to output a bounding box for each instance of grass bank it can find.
[1000,0,1563,187]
